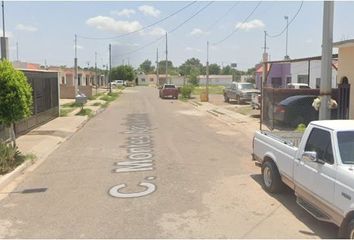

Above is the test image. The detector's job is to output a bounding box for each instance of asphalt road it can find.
[0,87,338,238]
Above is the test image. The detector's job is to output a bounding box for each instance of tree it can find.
[221,65,232,75]
[208,63,221,75]
[158,60,177,75]
[188,67,200,86]
[0,60,33,144]
[179,58,204,76]
[139,59,154,74]
[111,65,135,81]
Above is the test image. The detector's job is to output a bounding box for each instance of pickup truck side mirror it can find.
[302,151,325,164]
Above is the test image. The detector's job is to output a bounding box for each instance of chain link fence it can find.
[262,87,339,130]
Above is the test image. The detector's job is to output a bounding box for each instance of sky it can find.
[3,1,354,71]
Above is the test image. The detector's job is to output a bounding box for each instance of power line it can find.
[169,1,214,34]
[77,1,197,40]
[266,1,304,38]
[114,1,214,58]
[207,1,240,30]
[212,1,262,46]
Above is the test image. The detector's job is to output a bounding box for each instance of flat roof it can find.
[333,39,354,48]
[17,68,58,73]
[311,120,354,131]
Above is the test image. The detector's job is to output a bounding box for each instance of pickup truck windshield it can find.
[337,131,354,164]
[238,84,254,90]
[164,85,176,88]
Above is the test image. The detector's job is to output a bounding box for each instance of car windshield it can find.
[238,83,254,90]
[164,85,176,88]
[337,131,354,164]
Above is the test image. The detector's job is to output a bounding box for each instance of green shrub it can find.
[76,108,93,117]
[295,123,307,132]
[59,108,74,117]
[180,85,194,99]
[61,102,83,108]
[0,141,25,175]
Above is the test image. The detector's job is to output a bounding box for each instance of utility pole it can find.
[16,41,19,61]
[261,31,269,130]
[206,41,209,101]
[319,1,334,120]
[1,0,8,60]
[165,32,168,84]
[284,16,289,60]
[156,48,159,86]
[95,51,98,94]
[74,34,78,96]
[109,43,112,93]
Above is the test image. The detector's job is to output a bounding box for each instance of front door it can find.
[294,128,336,206]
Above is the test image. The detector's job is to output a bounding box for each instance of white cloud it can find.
[111,9,136,17]
[190,28,209,36]
[305,38,313,43]
[235,19,265,31]
[86,16,142,33]
[186,47,202,53]
[15,24,38,32]
[138,5,160,18]
[143,27,166,36]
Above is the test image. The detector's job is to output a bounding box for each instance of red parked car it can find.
[159,84,178,99]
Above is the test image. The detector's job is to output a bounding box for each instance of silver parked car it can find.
[223,82,260,104]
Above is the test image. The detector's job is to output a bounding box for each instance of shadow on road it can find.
[250,174,338,239]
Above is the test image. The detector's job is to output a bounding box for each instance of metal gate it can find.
[337,79,350,119]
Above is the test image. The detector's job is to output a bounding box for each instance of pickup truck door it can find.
[294,128,336,206]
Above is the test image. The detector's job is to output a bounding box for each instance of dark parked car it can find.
[273,95,337,128]
[159,84,178,99]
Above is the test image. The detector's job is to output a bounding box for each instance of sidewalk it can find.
[187,96,269,135]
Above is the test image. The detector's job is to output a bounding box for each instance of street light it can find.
[284,16,289,60]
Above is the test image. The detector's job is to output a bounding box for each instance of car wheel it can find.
[345,219,354,239]
[224,95,229,103]
[236,95,241,104]
[261,161,284,193]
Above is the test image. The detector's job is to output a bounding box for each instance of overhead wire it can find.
[77,1,197,40]
[212,1,262,46]
[266,1,304,38]
[114,1,214,58]
[207,1,240,30]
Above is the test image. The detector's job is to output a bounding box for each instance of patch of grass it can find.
[60,107,75,117]
[100,92,119,102]
[61,102,83,108]
[192,85,225,95]
[0,142,26,175]
[76,108,93,117]
[92,102,102,106]
[178,96,188,102]
[101,102,109,108]
[88,93,104,100]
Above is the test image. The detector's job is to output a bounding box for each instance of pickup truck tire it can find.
[236,95,241,104]
[224,94,229,103]
[346,219,354,239]
[261,161,284,193]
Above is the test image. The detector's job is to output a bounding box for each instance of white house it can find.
[290,59,337,89]
[198,75,233,86]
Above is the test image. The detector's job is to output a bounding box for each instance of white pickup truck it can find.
[252,120,354,238]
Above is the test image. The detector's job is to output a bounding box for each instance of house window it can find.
[298,75,309,84]
[141,78,145,82]
[150,78,154,82]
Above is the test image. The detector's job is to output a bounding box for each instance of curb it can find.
[0,159,33,191]
[0,101,109,192]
